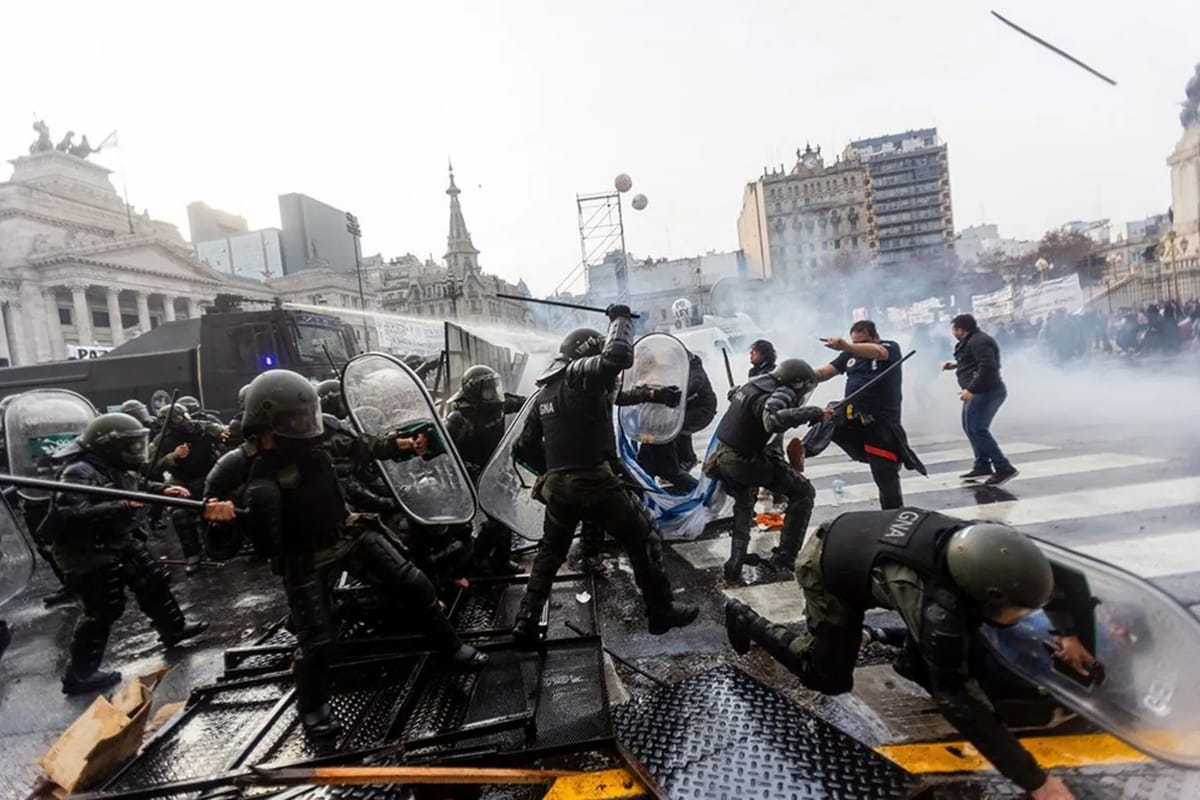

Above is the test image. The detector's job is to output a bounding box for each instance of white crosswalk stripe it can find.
[802,442,1056,479]
[669,440,1200,622]
[830,452,1162,504]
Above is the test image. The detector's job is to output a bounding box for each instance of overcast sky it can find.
[2,0,1197,295]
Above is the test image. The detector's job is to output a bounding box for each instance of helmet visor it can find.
[985,605,1037,628]
[118,430,150,468]
[272,406,325,440]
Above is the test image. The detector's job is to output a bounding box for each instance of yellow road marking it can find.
[877,733,1152,774]
[543,767,648,800]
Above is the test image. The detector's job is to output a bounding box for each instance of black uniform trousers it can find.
[285,526,461,715]
[62,539,186,677]
[522,463,672,619]
[168,477,207,559]
[832,419,904,509]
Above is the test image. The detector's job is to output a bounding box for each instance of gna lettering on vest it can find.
[883,509,923,539]
[538,401,556,417]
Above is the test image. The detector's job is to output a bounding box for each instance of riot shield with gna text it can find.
[618,332,690,445]
[981,537,1200,768]
[4,389,97,501]
[342,353,477,526]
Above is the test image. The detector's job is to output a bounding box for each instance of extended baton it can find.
[830,349,916,414]
[720,347,735,390]
[0,474,243,513]
[494,292,641,319]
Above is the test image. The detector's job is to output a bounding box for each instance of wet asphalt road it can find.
[2,361,1199,798]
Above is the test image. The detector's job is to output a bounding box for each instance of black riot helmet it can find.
[559,328,604,361]
[80,413,151,469]
[316,379,346,418]
[237,384,251,411]
[120,399,154,426]
[242,370,324,440]
[771,358,819,401]
[177,396,202,415]
[945,522,1054,621]
[457,365,503,406]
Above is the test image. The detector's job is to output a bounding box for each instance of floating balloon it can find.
[631,194,648,211]
[614,173,633,193]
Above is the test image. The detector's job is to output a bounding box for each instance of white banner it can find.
[971,285,1016,320]
[1019,273,1083,320]
[371,316,444,356]
[66,344,112,360]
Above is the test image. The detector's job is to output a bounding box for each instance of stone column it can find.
[19,281,50,362]
[7,302,29,365]
[135,291,151,333]
[162,294,177,322]
[43,288,65,359]
[0,303,13,366]
[186,296,201,319]
[71,284,94,345]
[106,288,126,346]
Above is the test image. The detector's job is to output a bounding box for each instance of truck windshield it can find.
[294,323,351,365]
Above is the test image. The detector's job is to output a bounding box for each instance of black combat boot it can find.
[62,627,122,695]
[161,620,209,648]
[301,704,343,740]
[425,609,488,670]
[725,599,753,655]
[511,608,543,649]
[647,601,699,635]
[723,536,750,583]
[756,546,797,583]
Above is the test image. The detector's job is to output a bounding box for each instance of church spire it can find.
[444,159,479,276]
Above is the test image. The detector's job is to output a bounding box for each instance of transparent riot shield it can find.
[618,333,690,445]
[477,396,544,541]
[980,538,1200,767]
[0,491,35,607]
[4,390,97,501]
[342,353,477,526]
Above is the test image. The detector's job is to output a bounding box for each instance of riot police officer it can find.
[177,395,223,425]
[725,510,1080,800]
[636,350,716,494]
[46,413,215,694]
[150,404,226,574]
[316,379,347,419]
[511,306,698,643]
[444,365,526,575]
[709,358,824,583]
[120,399,156,428]
[223,385,251,448]
[209,370,487,739]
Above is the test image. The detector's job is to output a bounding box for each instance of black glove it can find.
[777,405,825,429]
[654,386,682,407]
[606,303,632,320]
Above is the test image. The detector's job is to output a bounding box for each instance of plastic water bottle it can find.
[831,479,845,496]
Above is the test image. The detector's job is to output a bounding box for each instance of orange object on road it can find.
[755,512,785,530]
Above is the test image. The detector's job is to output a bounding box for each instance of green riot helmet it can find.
[178,396,202,416]
[81,413,151,469]
[559,328,604,361]
[242,370,324,440]
[120,399,154,426]
[772,358,819,402]
[157,403,190,426]
[316,379,346,417]
[945,522,1054,620]
[457,365,502,406]
[237,384,251,411]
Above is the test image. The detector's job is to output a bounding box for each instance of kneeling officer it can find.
[725,509,1081,800]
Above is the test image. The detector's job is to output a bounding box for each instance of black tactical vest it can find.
[820,508,966,608]
[715,375,775,454]
[250,447,346,554]
[538,372,616,471]
[451,408,506,472]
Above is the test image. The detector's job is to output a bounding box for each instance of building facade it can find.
[278,192,357,275]
[186,201,247,242]
[736,144,874,283]
[587,250,743,326]
[848,128,955,269]
[379,168,534,328]
[0,143,272,366]
[195,228,284,280]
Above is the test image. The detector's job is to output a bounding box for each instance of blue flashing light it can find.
[262,354,276,368]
